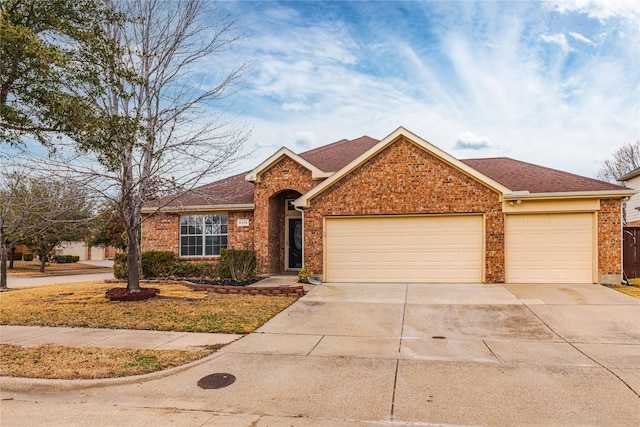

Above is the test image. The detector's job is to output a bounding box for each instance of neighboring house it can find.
[56,242,117,260]
[142,127,633,284]
[618,167,640,227]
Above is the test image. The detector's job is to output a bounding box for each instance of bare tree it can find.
[597,140,640,182]
[0,171,93,287]
[29,0,250,292]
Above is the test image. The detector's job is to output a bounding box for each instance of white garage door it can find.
[325,215,483,283]
[505,213,594,283]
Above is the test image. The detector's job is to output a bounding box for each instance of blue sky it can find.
[212,0,639,178]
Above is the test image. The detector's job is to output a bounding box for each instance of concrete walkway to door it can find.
[2,282,639,426]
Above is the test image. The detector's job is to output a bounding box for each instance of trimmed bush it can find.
[8,251,23,261]
[23,253,34,261]
[170,261,218,279]
[218,249,256,281]
[53,255,67,263]
[64,255,75,263]
[71,255,80,262]
[141,251,176,278]
[113,253,128,280]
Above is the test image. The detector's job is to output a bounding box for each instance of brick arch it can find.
[253,157,319,274]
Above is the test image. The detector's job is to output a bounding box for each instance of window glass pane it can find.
[180,214,227,256]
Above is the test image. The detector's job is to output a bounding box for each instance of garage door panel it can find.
[506,213,593,284]
[325,215,483,283]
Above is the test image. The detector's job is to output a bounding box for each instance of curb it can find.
[0,347,227,393]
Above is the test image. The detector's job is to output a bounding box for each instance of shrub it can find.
[170,261,219,279]
[53,255,67,263]
[141,251,176,278]
[64,255,76,263]
[298,263,311,283]
[113,253,128,280]
[23,253,34,261]
[72,255,80,262]
[218,249,256,281]
[8,251,23,261]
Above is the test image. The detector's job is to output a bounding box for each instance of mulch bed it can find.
[105,287,160,301]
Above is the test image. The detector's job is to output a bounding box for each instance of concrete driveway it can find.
[2,282,640,426]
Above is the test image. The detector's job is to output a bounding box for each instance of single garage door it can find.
[325,215,483,283]
[505,213,594,283]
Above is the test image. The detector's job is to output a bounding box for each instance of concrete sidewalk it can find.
[0,325,240,350]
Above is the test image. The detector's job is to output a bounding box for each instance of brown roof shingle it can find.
[145,172,254,209]
[461,157,626,193]
[299,136,379,172]
[146,137,627,210]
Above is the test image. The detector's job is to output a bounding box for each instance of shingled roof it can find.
[461,157,626,193]
[145,135,628,211]
[144,172,254,209]
[298,136,379,172]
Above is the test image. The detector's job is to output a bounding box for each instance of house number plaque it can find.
[237,219,250,227]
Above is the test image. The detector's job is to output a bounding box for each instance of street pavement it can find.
[6,260,115,288]
[1,282,639,426]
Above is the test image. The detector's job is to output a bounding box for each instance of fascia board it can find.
[141,204,255,214]
[295,126,512,208]
[503,190,636,200]
[245,147,329,182]
[618,167,640,182]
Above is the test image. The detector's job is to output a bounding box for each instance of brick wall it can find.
[142,212,180,254]
[142,210,254,259]
[253,156,319,274]
[304,137,505,282]
[598,198,622,282]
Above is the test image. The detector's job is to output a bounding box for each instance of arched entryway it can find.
[267,190,303,273]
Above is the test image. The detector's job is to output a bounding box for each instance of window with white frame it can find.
[180,214,228,256]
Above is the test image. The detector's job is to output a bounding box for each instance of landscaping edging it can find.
[183,282,305,297]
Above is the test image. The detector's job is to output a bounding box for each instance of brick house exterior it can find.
[142,127,633,284]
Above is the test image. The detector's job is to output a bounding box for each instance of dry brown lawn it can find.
[0,281,299,379]
[604,279,640,299]
[0,344,213,379]
[0,281,298,333]
[6,260,111,276]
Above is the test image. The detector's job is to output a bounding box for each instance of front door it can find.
[287,218,303,269]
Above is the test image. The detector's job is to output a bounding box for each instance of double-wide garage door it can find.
[325,215,483,283]
[505,213,594,283]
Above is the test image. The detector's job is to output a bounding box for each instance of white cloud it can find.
[545,0,640,24]
[540,33,575,52]
[455,132,492,150]
[293,130,316,149]
[569,31,593,44]
[282,102,310,111]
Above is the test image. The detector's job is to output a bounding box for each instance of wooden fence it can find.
[623,227,640,279]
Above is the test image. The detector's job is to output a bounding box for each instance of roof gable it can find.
[295,127,512,208]
[245,147,331,182]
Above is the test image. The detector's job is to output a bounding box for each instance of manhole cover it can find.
[197,373,236,389]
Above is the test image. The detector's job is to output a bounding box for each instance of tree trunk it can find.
[0,239,7,289]
[8,246,15,269]
[125,224,141,292]
[39,251,47,273]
